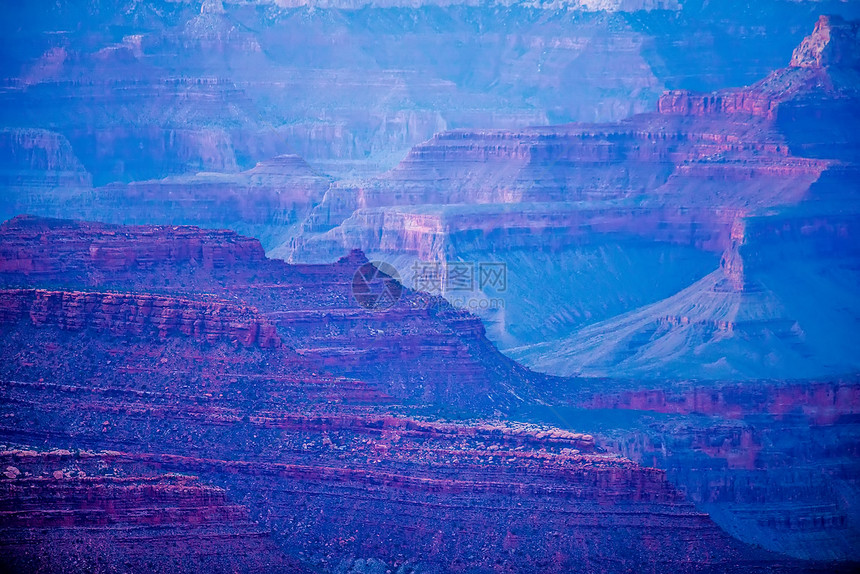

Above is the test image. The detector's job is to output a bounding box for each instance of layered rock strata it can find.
[291,15,860,382]
[0,215,804,573]
[521,377,860,561]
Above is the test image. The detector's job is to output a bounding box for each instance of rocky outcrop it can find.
[0,450,307,574]
[291,16,859,383]
[284,27,860,562]
[790,15,860,69]
[659,15,860,121]
[0,383,790,574]
[296,10,860,258]
[719,219,748,292]
[657,90,779,119]
[0,215,266,278]
[0,216,806,573]
[0,289,281,348]
[0,215,537,410]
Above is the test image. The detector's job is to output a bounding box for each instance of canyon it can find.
[288,14,860,381]
[522,375,860,562]
[0,215,824,573]
[0,2,859,572]
[8,12,857,380]
[1,0,858,189]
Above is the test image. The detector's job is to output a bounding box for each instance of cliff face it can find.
[0,216,797,573]
[291,15,860,383]
[297,13,858,259]
[0,215,266,277]
[0,289,282,348]
[0,215,536,410]
[527,376,860,561]
[0,129,92,222]
[291,118,824,278]
[0,450,311,574]
[81,154,331,248]
[659,15,860,121]
[0,148,331,251]
[0,3,662,184]
[507,176,860,381]
[2,0,856,184]
[299,119,823,232]
[791,15,860,69]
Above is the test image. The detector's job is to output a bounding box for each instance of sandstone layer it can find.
[520,376,860,561]
[0,215,809,573]
[291,15,860,381]
[1,0,856,187]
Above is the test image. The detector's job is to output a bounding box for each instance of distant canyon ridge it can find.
[3,8,857,381]
[1,0,857,182]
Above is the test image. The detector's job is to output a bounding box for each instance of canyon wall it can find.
[521,376,860,561]
[1,0,857,185]
[0,289,281,348]
[290,15,860,383]
[0,129,92,222]
[0,214,535,411]
[0,215,804,573]
[0,215,267,276]
[0,450,308,574]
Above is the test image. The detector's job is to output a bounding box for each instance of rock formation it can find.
[270,14,860,562]
[0,129,92,222]
[1,0,856,185]
[78,154,331,250]
[1,5,859,572]
[0,150,331,251]
[0,215,810,573]
[290,15,860,381]
[0,289,282,348]
[527,376,860,561]
[0,450,308,574]
[0,214,538,410]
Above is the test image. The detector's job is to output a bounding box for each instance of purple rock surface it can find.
[1,2,859,573]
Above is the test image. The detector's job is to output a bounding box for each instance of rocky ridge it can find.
[523,376,860,561]
[290,15,860,381]
[0,289,282,348]
[3,0,855,187]
[0,215,805,573]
